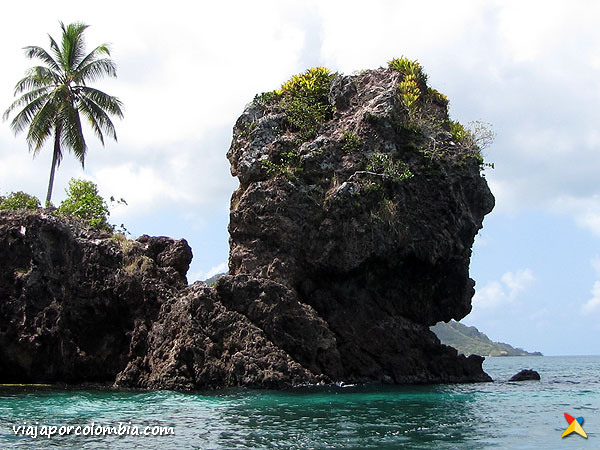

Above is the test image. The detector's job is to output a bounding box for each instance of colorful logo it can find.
[561,413,587,439]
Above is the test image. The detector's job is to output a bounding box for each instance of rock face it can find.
[0,211,316,389]
[117,281,319,390]
[0,210,191,384]
[0,65,494,388]
[223,67,494,384]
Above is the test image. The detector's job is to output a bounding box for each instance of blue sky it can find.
[1,0,599,356]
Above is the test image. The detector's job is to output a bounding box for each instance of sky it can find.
[1,0,599,356]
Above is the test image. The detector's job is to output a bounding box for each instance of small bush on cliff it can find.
[466,121,496,151]
[449,120,469,143]
[254,90,283,106]
[57,178,112,231]
[425,88,449,108]
[252,68,335,142]
[398,75,420,111]
[449,120,495,165]
[261,149,303,180]
[341,131,362,153]
[0,191,41,211]
[367,153,414,182]
[280,67,336,141]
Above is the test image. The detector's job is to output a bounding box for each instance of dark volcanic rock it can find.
[0,210,190,384]
[224,67,494,384]
[509,369,540,381]
[117,282,318,390]
[0,65,495,388]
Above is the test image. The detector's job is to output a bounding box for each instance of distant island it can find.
[431,321,543,357]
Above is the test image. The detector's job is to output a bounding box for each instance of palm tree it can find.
[3,21,124,205]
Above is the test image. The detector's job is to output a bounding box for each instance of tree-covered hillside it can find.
[431,321,542,357]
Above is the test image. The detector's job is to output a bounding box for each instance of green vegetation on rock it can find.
[388,57,494,170]
[366,152,413,182]
[281,67,336,141]
[387,57,427,83]
[431,320,542,357]
[255,67,336,142]
[388,57,427,114]
[261,149,303,180]
[341,131,361,153]
[56,178,116,231]
[0,191,41,211]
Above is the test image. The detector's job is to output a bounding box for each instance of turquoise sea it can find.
[0,356,597,449]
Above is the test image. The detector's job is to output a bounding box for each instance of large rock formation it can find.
[0,210,191,383]
[219,66,494,384]
[0,210,317,389]
[0,64,494,388]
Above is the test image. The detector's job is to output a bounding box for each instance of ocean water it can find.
[0,356,597,449]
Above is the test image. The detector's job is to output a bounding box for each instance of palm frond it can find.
[76,57,117,83]
[78,95,119,142]
[7,97,47,135]
[48,35,63,71]
[76,43,111,71]
[60,21,90,70]
[3,87,51,126]
[23,46,61,72]
[59,103,87,165]
[79,87,124,118]
[25,97,58,154]
[14,67,59,94]
[77,97,106,145]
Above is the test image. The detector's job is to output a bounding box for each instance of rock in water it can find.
[223,65,494,384]
[509,369,541,381]
[0,63,495,388]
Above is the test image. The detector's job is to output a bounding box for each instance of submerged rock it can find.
[0,64,495,388]
[509,369,541,381]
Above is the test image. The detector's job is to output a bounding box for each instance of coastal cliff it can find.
[0,64,494,388]
[0,210,191,383]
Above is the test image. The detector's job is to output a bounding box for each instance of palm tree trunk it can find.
[45,130,61,206]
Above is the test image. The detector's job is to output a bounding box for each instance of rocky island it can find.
[0,60,495,389]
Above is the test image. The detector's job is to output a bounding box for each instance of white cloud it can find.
[501,269,535,297]
[553,195,600,237]
[473,268,535,309]
[189,262,228,283]
[472,280,506,309]
[317,0,490,72]
[582,257,600,314]
[94,164,192,216]
[495,2,571,62]
[582,281,600,313]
